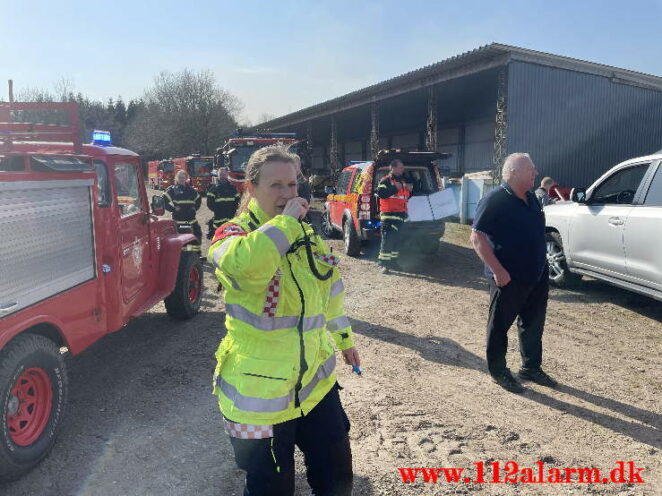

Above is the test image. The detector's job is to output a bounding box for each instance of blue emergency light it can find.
[92,130,112,146]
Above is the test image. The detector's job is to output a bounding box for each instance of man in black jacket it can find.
[164,170,202,252]
[206,169,240,239]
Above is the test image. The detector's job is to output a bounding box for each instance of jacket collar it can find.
[247,199,270,227]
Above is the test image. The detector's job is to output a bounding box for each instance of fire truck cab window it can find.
[336,171,352,194]
[114,162,144,217]
[94,160,111,207]
[188,159,213,177]
[0,156,26,171]
[231,148,254,172]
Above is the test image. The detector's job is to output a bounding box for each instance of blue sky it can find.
[1,0,661,122]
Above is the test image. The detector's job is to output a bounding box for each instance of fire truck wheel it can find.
[343,217,361,257]
[321,211,339,239]
[0,334,67,481]
[165,252,203,320]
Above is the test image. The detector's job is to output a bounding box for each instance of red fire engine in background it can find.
[147,158,176,190]
[215,132,299,192]
[172,154,213,194]
[0,102,202,480]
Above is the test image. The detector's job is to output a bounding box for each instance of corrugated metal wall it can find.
[464,121,494,173]
[344,140,363,162]
[391,133,420,149]
[312,146,326,169]
[438,127,460,173]
[508,61,662,187]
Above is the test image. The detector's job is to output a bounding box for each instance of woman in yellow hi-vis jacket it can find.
[208,146,360,495]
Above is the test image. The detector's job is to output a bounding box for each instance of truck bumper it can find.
[361,219,446,239]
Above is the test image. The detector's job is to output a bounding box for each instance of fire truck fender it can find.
[0,318,68,356]
[342,208,360,232]
[158,233,198,293]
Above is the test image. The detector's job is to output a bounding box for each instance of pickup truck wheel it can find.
[546,232,582,287]
[320,210,338,239]
[343,217,361,257]
[165,252,203,319]
[0,334,67,481]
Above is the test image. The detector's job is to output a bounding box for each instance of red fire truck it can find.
[0,102,202,480]
[215,132,299,192]
[172,154,213,194]
[147,158,175,190]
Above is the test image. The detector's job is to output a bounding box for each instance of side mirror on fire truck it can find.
[151,195,166,216]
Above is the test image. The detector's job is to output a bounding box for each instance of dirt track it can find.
[3,200,661,496]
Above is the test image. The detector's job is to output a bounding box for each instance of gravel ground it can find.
[3,199,660,496]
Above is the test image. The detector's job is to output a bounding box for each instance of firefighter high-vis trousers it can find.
[227,384,352,496]
[378,218,404,266]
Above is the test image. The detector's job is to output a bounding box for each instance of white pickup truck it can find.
[544,152,662,301]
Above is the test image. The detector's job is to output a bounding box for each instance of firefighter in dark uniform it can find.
[164,170,202,252]
[376,159,413,273]
[206,169,240,239]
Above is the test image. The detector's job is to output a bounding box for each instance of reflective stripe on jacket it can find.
[207,199,354,425]
[206,181,240,220]
[377,174,412,213]
[164,183,201,222]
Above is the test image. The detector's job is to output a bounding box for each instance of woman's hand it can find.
[283,197,309,220]
[341,347,361,367]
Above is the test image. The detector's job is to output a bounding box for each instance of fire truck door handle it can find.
[0,302,18,313]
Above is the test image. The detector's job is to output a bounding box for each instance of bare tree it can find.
[17,86,55,102]
[124,69,242,158]
[53,77,76,102]
[255,112,277,126]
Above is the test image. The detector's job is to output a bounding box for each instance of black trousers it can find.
[228,384,353,496]
[378,219,404,266]
[177,221,202,250]
[486,270,549,377]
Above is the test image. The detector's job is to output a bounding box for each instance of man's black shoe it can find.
[381,265,391,274]
[518,368,558,388]
[492,370,525,394]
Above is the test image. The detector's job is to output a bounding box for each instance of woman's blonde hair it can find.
[237,146,298,214]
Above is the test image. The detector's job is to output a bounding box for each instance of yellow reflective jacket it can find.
[208,199,354,426]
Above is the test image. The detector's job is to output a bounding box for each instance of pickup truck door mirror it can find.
[571,187,587,203]
[151,195,166,216]
[324,186,336,195]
